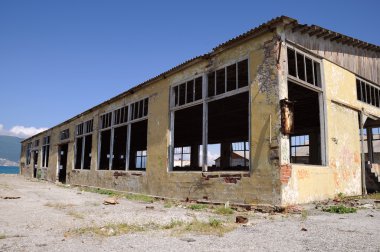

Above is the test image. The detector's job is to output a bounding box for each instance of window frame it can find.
[60,129,70,141]
[26,142,32,165]
[356,77,380,108]
[290,134,311,164]
[286,44,327,166]
[169,57,251,172]
[286,45,323,93]
[97,97,149,171]
[41,136,50,168]
[74,119,94,170]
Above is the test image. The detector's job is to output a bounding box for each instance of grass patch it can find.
[81,187,121,197]
[164,202,173,208]
[44,202,76,210]
[124,194,154,203]
[66,218,235,238]
[301,210,308,221]
[183,218,233,236]
[214,207,234,215]
[0,234,6,239]
[323,205,357,214]
[188,204,208,211]
[80,187,155,203]
[163,219,184,229]
[66,223,152,237]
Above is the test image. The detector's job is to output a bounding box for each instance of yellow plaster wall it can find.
[282,60,364,205]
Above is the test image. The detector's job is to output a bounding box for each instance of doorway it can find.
[33,150,38,178]
[58,144,68,183]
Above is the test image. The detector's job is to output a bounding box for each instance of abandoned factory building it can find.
[20,16,380,205]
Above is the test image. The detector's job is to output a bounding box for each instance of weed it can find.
[188,204,208,211]
[163,219,184,229]
[67,211,85,219]
[44,202,76,210]
[183,218,233,236]
[365,192,380,200]
[214,207,234,215]
[208,218,222,227]
[164,202,173,208]
[0,234,6,239]
[337,192,345,199]
[322,205,357,214]
[66,223,149,237]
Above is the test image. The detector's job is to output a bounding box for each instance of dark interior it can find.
[129,120,147,170]
[99,130,111,170]
[112,125,128,170]
[288,81,321,165]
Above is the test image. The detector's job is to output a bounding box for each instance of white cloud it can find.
[9,126,47,138]
[0,124,47,138]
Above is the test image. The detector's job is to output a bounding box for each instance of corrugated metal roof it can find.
[22,16,380,142]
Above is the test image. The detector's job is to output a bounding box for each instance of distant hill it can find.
[0,135,23,163]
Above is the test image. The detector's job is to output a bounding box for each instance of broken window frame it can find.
[286,44,327,166]
[97,97,149,171]
[287,46,322,92]
[356,77,380,108]
[74,119,94,170]
[169,57,251,172]
[41,136,50,168]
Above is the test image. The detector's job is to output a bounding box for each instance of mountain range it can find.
[0,135,23,166]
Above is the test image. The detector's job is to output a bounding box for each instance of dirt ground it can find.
[0,175,379,252]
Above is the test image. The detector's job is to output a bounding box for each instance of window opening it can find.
[41,136,50,168]
[60,129,70,141]
[290,135,310,164]
[287,48,321,87]
[356,78,380,108]
[288,81,321,165]
[207,92,249,171]
[173,104,203,171]
[98,98,148,171]
[170,58,250,172]
[129,120,147,170]
[75,119,93,170]
[26,142,32,165]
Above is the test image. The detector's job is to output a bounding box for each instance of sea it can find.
[0,166,20,174]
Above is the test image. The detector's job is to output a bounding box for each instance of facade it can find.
[20,16,380,205]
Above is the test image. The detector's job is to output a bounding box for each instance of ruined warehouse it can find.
[20,16,380,205]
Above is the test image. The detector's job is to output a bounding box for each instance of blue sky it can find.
[0,0,379,138]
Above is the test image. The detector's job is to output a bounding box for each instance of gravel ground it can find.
[0,175,379,252]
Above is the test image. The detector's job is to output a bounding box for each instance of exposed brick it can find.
[280,164,292,184]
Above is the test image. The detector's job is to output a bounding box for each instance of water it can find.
[0,166,19,174]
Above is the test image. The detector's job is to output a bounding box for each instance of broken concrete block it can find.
[236,216,248,224]
[103,197,119,205]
